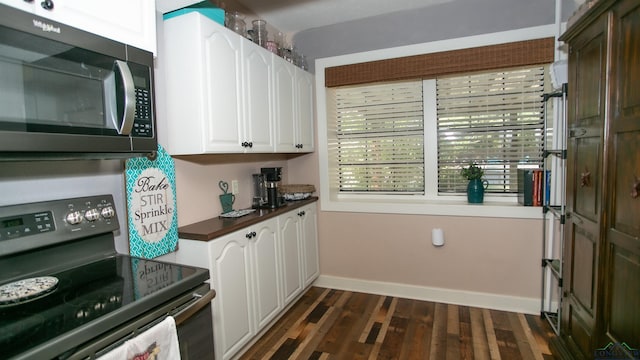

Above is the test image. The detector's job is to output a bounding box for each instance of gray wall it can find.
[0,160,130,253]
[293,0,580,73]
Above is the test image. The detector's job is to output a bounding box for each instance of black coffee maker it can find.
[254,167,283,209]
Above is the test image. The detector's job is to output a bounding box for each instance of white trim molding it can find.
[314,275,540,315]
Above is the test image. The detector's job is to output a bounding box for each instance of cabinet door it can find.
[279,211,303,304]
[300,204,319,287]
[1,0,157,53]
[163,14,243,154]
[602,0,640,350]
[0,0,32,12]
[242,41,274,152]
[210,232,253,360]
[296,69,315,152]
[563,12,608,359]
[249,219,282,331]
[274,56,297,152]
[204,23,244,153]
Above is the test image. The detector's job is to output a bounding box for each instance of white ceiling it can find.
[234,0,454,34]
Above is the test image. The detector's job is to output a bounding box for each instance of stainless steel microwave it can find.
[0,4,157,160]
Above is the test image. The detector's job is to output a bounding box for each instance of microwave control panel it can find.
[133,88,153,137]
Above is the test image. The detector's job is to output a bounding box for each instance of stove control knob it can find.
[84,208,100,222]
[65,211,83,225]
[101,206,115,219]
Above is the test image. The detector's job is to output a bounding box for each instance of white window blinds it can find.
[436,66,547,193]
[328,80,424,193]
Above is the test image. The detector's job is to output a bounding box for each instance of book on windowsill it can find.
[518,169,546,207]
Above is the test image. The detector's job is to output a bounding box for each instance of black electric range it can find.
[0,195,209,360]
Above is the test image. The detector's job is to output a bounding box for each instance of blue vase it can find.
[467,179,488,204]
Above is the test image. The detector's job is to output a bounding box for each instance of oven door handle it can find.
[173,289,216,326]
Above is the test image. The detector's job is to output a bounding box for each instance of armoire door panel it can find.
[605,243,640,345]
[575,32,605,124]
[618,1,640,118]
[566,304,594,359]
[612,131,640,235]
[573,137,601,221]
[571,225,598,312]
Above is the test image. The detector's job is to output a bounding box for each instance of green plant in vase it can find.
[461,162,489,204]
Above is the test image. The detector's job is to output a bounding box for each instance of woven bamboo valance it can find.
[325,37,555,87]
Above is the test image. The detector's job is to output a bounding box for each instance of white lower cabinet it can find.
[174,203,318,360]
[209,229,253,360]
[299,204,320,287]
[278,209,304,304]
[278,203,320,303]
[249,220,282,331]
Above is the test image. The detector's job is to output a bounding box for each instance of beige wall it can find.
[173,153,318,226]
[318,212,541,299]
[173,155,287,225]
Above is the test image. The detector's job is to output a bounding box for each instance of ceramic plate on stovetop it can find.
[0,276,59,306]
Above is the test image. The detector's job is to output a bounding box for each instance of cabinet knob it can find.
[41,0,54,10]
[246,232,252,239]
[298,211,305,216]
[580,167,591,188]
[248,142,253,148]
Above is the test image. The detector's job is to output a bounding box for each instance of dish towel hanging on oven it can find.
[96,342,128,360]
[98,316,181,360]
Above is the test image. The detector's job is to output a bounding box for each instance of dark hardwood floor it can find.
[240,287,559,360]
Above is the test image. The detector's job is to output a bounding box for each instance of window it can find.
[436,66,548,194]
[328,80,424,194]
[316,28,558,217]
[327,65,549,196]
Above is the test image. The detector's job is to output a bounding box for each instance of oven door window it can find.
[0,25,119,136]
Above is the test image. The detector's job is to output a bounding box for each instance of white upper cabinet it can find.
[0,0,157,53]
[160,11,314,155]
[295,68,315,152]
[242,40,275,152]
[155,0,199,13]
[163,11,244,154]
[273,56,297,152]
[274,56,315,153]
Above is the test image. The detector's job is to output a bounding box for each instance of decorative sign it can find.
[125,145,178,258]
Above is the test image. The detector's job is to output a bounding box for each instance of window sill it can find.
[319,195,543,219]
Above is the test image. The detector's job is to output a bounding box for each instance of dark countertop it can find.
[178,197,318,241]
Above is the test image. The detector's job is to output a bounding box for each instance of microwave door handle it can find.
[114,60,136,135]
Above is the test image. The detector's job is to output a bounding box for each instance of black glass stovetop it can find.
[0,254,208,359]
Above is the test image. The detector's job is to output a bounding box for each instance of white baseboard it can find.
[314,275,540,315]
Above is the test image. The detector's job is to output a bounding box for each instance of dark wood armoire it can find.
[558,0,640,358]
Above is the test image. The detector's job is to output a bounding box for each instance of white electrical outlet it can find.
[231,180,239,194]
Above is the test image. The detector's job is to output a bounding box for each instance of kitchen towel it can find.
[97,316,180,360]
[96,342,128,360]
[126,316,181,360]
